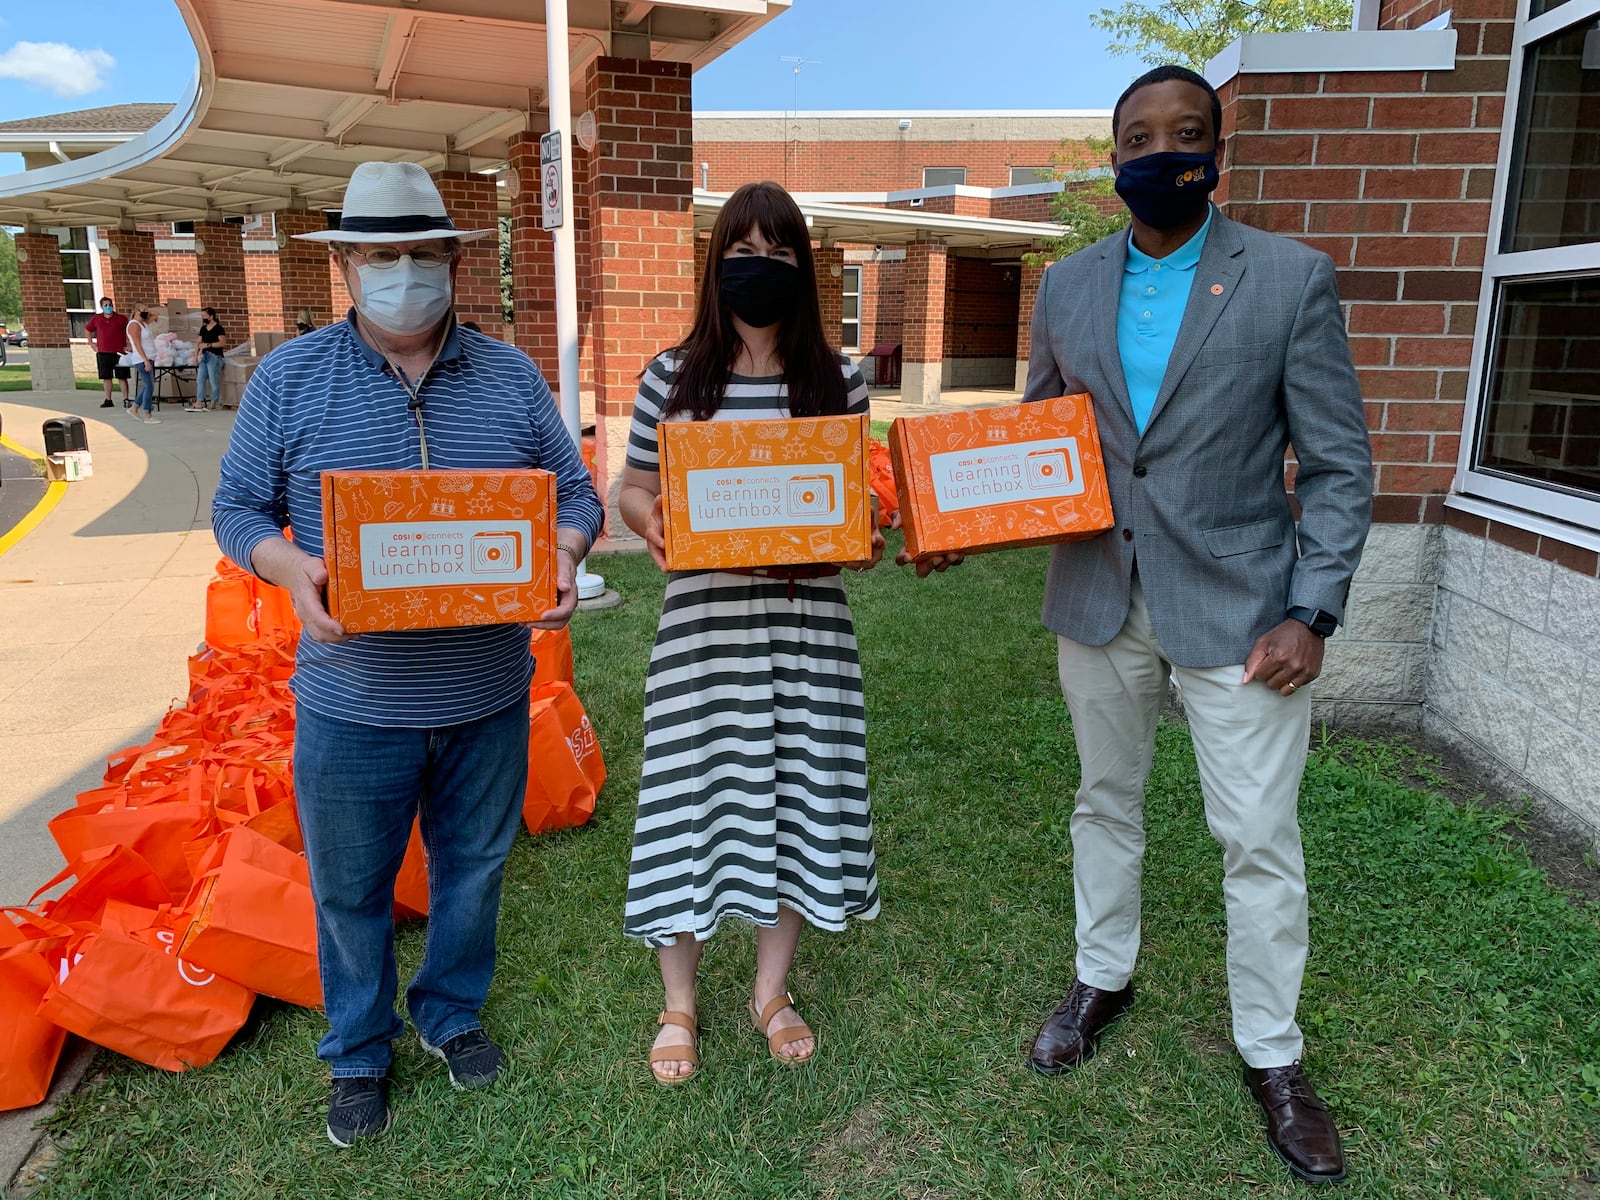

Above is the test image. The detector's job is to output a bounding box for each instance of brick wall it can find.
[696,138,1096,192]
[1017,262,1046,362]
[946,257,1020,359]
[100,231,158,318]
[1217,4,1514,525]
[244,251,281,338]
[862,258,904,352]
[277,211,334,332]
[155,250,200,309]
[435,171,503,332]
[814,244,845,352]
[1379,0,1452,29]
[194,222,252,345]
[16,233,71,348]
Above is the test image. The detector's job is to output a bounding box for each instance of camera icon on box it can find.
[786,475,836,518]
[471,531,522,574]
[1025,449,1073,490]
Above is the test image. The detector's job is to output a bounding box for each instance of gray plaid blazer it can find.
[1023,209,1373,668]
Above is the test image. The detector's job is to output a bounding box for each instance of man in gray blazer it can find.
[1021,65,1372,1185]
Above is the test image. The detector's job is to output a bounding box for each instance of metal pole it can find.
[546,0,604,598]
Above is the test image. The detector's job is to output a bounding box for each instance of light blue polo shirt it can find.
[1117,208,1213,435]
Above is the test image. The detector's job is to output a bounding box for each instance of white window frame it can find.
[841,265,862,352]
[1456,0,1600,535]
[1009,166,1053,186]
[922,166,967,187]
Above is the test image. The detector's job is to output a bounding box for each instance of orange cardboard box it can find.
[889,395,1114,559]
[321,469,557,632]
[659,414,873,571]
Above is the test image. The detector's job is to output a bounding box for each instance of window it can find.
[1009,166,1053,186]
[1462,4,1600,529]
[51,226,95,340]
[922,167,966,187]
[841,266,862,351]
[171,220,195,236]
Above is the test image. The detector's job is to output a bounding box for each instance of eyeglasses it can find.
[348,246,456,270]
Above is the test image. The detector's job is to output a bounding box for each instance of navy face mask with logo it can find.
[1113,150,1219,230]
[720,255,801,329]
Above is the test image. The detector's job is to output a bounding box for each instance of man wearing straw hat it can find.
[213,162,604,1147]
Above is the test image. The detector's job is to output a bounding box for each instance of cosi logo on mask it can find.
[1113,150,1219,230]
[720,256,800,329]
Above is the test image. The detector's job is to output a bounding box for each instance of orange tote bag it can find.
[0,909,71,1111]
[36,901,255,1073]
[179,828,321,1008]
[522,682,605,836]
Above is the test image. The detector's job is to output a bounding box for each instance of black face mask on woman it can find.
[1113,150,1219,230]
[720,256,800,329]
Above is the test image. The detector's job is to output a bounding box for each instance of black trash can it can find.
[43,416,89,457]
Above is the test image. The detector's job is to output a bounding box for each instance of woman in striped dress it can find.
[618,182,885,1084]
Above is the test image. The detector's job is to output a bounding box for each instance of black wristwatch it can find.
[1287,606,1338,638]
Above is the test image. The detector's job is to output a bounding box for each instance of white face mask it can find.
[353,257,453,337]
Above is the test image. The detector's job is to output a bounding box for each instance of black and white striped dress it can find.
[622,352,881,947]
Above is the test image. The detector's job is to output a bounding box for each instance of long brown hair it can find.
[661,181,846,421]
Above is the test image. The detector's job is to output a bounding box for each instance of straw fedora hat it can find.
[294,161,495,243]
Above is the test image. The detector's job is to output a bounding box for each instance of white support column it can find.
[546,0,605,599]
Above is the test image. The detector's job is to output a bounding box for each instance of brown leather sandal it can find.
[648,1010,700,1085]
[749,992,815,1066]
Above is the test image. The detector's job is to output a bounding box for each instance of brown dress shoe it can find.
[1028,979,1133,1075]
[1243,1061,1347,1185]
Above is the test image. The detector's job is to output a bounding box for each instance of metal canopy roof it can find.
[0,0,790,228]
[693,191,1069,254]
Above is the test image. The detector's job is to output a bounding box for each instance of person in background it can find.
[295,306,316,336]
[124,305,158,424]
[212,161,603,1148]
[85,297,131,409]
[618,181,885,1086]
[190,307,227,412]
[1019,65,1372,1186]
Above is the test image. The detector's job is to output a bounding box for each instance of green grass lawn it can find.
[33,541,1600,1199]
[0,364,104,391]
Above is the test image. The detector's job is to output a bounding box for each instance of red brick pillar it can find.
[1216,18,1509,525]
[435,170,502,334]
[244,243,282,339]
[1016,261,1047,392]
[508,132,558,370]
[693,233,709,293]
[814,243,844,353]
[584,55,695,527]
[101,230,158,318]
[277,211,335,333]
[901,237,948,404]
[15,232,75,390]
[194,221,251,346]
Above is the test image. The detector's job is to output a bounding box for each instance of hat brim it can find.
[293,226,496,244]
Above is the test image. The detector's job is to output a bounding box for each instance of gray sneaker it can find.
[326,1076,391,1147]
[420,1028,503,1090]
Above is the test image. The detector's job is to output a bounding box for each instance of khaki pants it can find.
[1057,579,1312,1068]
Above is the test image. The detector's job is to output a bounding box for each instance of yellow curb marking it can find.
[0,433,68,559]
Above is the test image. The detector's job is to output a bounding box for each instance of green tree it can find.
[1091,0,1353,69]
[1030,136,1131,264]
[0,228,22,325]
[499,217,514,324]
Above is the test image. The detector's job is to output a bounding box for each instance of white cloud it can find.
[0,41,116,97]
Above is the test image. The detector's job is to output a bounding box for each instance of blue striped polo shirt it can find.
[212,311,605,728]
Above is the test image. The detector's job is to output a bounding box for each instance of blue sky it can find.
[1,1,1137,174]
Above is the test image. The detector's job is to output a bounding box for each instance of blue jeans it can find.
[132,361,153,413]
[196,352,224,407]
[293,694,530,1078]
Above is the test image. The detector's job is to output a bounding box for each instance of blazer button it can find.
[1133,465,1147,478]
[1122,528,1133,541]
